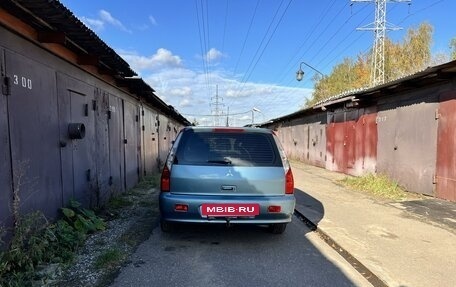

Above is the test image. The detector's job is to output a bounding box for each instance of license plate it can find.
[201,203,260,217]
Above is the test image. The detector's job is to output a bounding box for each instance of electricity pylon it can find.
[210,85,224,126]
[352,0,411,86]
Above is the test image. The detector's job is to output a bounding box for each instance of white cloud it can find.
[179,98,192,107]
[119,48,182,72]
[153,48,182,66]
[118,49,312,127]
[81,17,104,31]
[206,48,224,62]
[169,87,192,97]
[149,16,158,26]
[99,10,131,33]
[79,10,131,33]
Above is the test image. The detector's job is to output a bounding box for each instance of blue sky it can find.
[60,0,455,126]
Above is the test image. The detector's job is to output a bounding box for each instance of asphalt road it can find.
[110,218,370,287]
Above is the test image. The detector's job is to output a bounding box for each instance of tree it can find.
[304,22,434,108]
[384,22,433,81]
[306,54,370,107]
[451,37,456,60]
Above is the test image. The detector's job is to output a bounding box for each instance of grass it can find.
[135,175,159,189]
[340,173,407,201]
[0,203,107,286]
[0,172,161,286]
[107,196,132,209]
[107,175,159,212]
[94,248,124,270]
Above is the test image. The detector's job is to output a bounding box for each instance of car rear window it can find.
[175,131,281,167]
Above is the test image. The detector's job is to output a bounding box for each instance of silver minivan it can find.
[159,127,295,234]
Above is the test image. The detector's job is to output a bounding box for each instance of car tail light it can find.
[160,165,170,192]
[285,168,294,194]
[212,128,244,133]
[174,204,188,212]
[272,132,294,194]
[268,206,281,213]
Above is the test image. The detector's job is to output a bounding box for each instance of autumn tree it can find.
[451,37,456,60]
[306,54,370,107]
[385,22,433,81]
[305,22,434,108]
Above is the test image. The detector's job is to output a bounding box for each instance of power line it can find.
[183,109,251,117]
[232,0,261,76]
[398,0,443,25]
[258,4,374,112]
[255,2,348,113]
[195,0,210,97]
[228,0,293,106]
[316,5,374,70]
[275,0,338,84]
[221,0,229,54]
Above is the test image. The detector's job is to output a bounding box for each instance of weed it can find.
[0,200,105,286]
[94,248,124,270]
[136,175,159,189]
[340,173,407,201]
[0,225,5,245]
[62,199,106,234]
[107,196,132,210]
[138,199,155,208]
[126,189,143,197]
[119,233,136,247]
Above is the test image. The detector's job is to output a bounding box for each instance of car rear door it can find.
[170,130,286,196]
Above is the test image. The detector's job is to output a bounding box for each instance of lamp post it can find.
[296,61,325,81]
[251,107,262,125]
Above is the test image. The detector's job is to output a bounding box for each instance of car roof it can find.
[183,126,274,134]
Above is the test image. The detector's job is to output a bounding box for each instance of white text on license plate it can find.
[201,203,260,216]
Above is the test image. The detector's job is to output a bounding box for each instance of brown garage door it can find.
[435,91,456,202]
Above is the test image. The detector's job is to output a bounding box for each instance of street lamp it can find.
[251,107,262,125]
[296,61,325,81]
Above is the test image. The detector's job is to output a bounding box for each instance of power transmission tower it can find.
[352,0,411,86]
[210,85,224,126]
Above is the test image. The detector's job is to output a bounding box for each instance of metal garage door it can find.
[57,73,96,207]
[5,50,62,218]
[435,91,456,201]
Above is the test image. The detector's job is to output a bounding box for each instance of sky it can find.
[59,0,455,126]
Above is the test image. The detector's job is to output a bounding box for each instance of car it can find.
[159,126,296,234]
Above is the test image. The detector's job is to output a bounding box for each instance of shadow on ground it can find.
[393,198,456,232]
[110,216,364,287]
[294,188,325,226]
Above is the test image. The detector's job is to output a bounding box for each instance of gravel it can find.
[46,187,160,287]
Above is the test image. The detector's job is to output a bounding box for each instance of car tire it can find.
[160,219,174,233]
[270,223,287,234]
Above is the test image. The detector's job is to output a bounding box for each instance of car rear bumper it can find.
[159,193,296,224]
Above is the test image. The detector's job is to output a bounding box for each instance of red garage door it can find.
[435,91,456,201]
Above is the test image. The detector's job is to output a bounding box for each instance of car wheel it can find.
[270,223,287,234]
[160,219,174,233]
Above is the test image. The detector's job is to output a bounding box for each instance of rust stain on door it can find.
[326,111,377,175]
[435,91,456,201]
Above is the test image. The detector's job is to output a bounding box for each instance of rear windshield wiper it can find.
[207,158,232,165]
